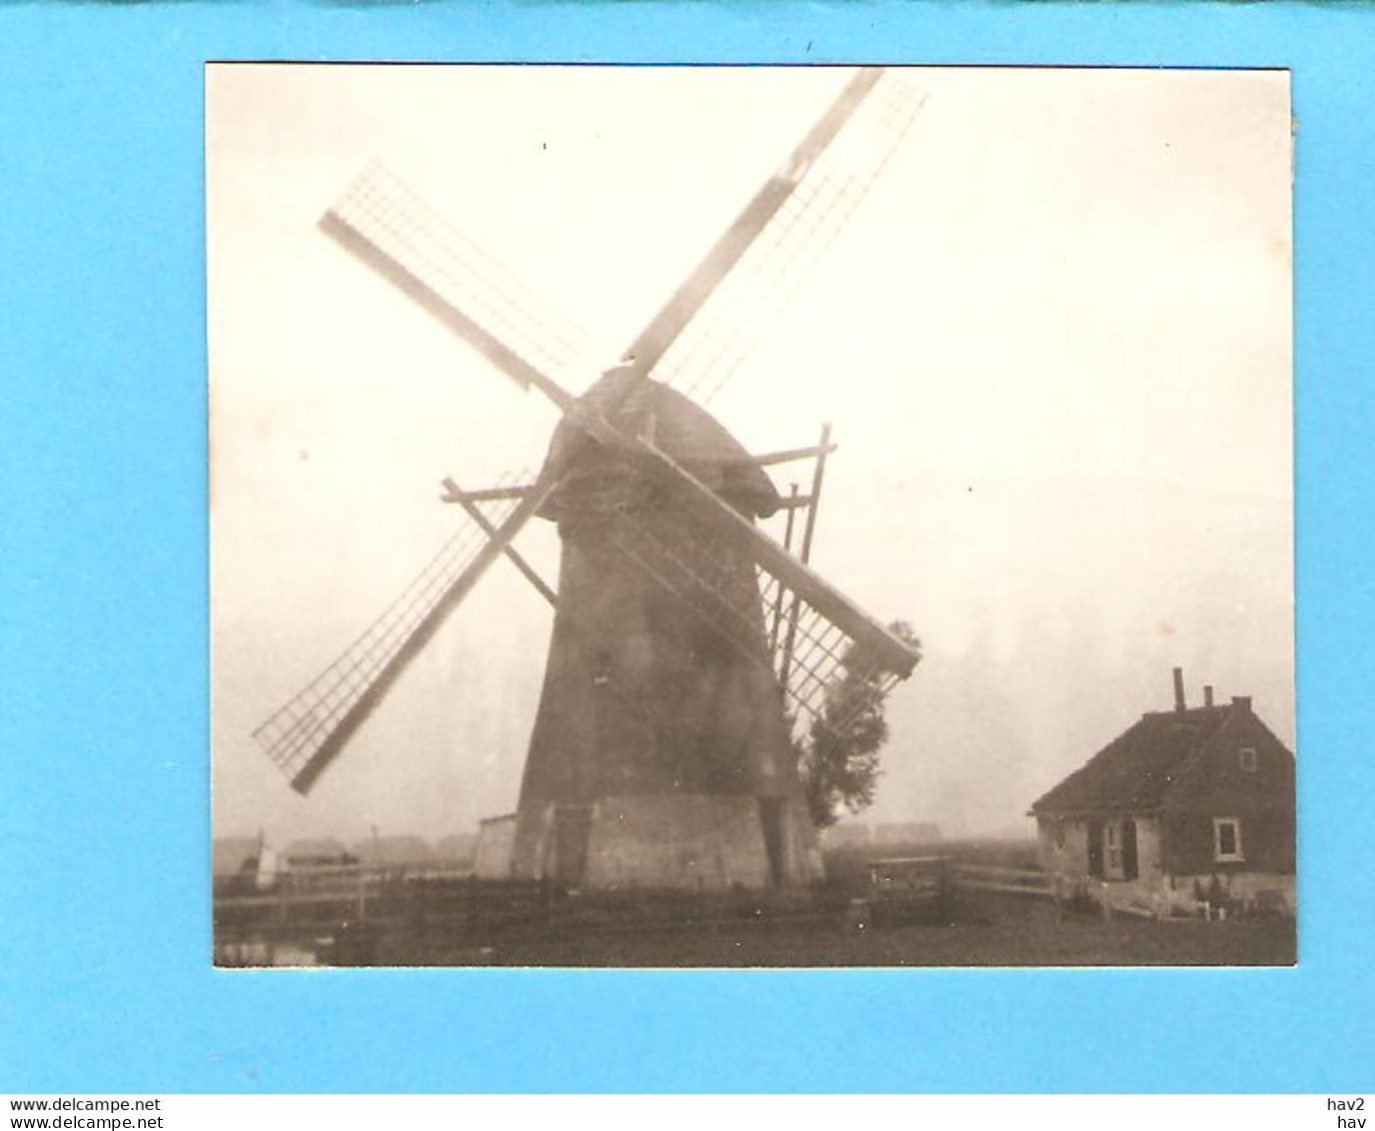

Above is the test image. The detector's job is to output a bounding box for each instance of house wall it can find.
[1037,814,1162,885]
[1037,815,1086,878]
[1161,707,1295,877]
[1135,816,1163,881]
[1038,810,1294,916]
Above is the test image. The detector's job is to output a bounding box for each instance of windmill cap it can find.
[541,374,781,519]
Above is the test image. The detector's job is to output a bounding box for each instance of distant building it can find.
[873,821,943,847]
[283,838,358,870]
[474,814,518,880]
[1030,670,1294,914]
[211,836,278,892]
[822,822,872,850]
[211,837,261,876]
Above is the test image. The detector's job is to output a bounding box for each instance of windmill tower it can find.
[253,68,924,891]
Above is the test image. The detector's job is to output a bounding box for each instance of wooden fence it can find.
[212,864,477,939]
[215,857,1061,944]
[212,855,1225,965]
[929,859,1214,920]
[865,856,1053,901]
[948,861,1054,899]
[213,866,822,963]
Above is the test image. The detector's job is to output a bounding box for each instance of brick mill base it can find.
[497,794,825,890]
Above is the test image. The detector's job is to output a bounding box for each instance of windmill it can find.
[253,68,924,890]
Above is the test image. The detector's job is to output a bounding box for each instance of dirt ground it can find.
[351,891,1296,968]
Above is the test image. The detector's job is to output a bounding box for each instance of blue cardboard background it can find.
[1,2,1371,1094]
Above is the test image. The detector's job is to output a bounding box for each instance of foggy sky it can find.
[207,65,1292,847]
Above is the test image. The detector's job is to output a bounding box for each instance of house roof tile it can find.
[1031,705,1233,815]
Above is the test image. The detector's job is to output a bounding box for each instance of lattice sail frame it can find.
[660,76,926,405]
[253,473,535,792]
[324,163,587,401]
[612,444,919,741]
[611,516,903,741]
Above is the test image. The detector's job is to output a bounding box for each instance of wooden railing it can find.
[948,861,1054,899]
[213,855,1232,963]
[867,855,948,895]
[864,856,1054,901]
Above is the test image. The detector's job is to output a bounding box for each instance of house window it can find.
[1054,822,1066,850]
[1239,747,1258,773]
[1213,818,1244,862]
[1105,822,1122,874]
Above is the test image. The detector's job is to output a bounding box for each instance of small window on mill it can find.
[1239,747,1258,773]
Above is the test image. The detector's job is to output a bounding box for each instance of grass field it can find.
[337,890,1295,968]
[217,839,1295,968]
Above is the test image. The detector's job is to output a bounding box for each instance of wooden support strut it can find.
[446,484,812,513]
[779,423,833,688]
[739,442,838,469]
[436,434,814,619]
[769,483,802,655]
[798,423,832,567]
[440,482,536,505]
[438,450,828,509]
[441,477,558,608]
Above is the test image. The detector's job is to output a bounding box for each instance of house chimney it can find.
[1204,685,1215,708]
[1231,695,1252,715]
[1172,667,1186,712]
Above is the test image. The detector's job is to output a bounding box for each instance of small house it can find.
[1030,669,1295,915]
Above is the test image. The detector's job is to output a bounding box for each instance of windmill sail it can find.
[651,72,926,404]
[616,68,885,381]
[321,163,583,410]
[614,440,920,737]
[254,474,553,793]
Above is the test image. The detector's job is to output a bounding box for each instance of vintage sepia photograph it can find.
[208,64,1293,968]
